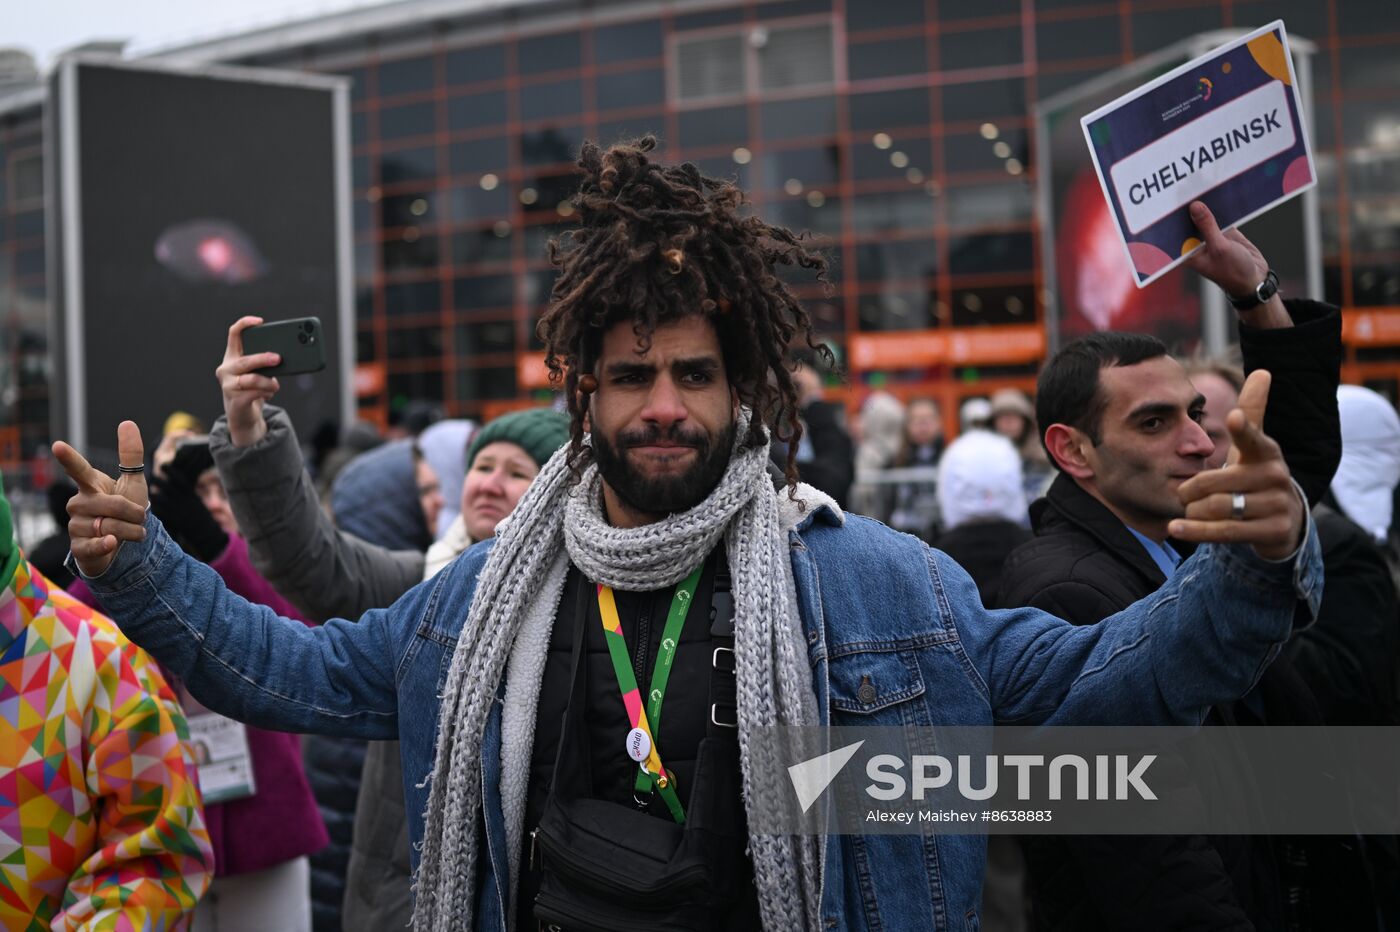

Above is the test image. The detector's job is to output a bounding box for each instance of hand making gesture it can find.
[1170,369,1305,560]
[53,421,151,577]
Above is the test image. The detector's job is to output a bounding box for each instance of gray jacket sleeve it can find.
[210,405,425,622]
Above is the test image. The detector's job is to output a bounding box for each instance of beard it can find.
[592,419,737,517]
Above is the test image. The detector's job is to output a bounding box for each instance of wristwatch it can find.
[1228,269,1280,311]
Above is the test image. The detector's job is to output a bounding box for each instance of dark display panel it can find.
[52,59,348,463]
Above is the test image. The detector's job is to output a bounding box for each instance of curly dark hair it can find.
[536,136,832,488]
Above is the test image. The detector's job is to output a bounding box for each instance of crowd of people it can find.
[1,135,1397,932]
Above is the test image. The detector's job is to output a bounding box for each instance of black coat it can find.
[773,400,855,509]
[1240,300,1342,510]
[1289,503,1400,726]
[1000,474,1293,931]
[995,302,1369,931]
[934,519,1033,607]
[304,734,367,932]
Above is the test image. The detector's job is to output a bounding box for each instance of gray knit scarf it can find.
[412,409,823,931]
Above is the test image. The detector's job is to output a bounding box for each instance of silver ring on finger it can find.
[1231,492,1246,521]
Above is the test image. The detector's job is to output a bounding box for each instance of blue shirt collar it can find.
[1124,524,1182,579]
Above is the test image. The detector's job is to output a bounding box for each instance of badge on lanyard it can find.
[597,564,703,824]
[179,685,257,804]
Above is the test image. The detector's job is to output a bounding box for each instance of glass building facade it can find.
[2,0,1398,470]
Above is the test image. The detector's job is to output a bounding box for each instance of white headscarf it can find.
[855,392,905,472]
[1333,384,1400,544]
[416,419,477,538]
[937,430,1028,530]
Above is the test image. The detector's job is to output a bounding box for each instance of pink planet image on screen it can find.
[155,219,268,284]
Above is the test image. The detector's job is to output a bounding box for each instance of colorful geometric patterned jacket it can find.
[0,556,213,931]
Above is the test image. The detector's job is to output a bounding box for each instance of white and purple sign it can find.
[1081,21,1315,287]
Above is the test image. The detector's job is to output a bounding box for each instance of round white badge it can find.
[625,727,651,763]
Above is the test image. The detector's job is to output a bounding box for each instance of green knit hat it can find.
[467,407,570,469]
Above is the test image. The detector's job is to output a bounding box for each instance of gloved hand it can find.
[149,467,229,563]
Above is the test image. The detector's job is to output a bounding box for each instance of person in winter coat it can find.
[198,319,571,931]
[933,430,1031,606]
[989,387,1052,501]
[1193,368,1400,925]
[298,437,440,931]
[889,396,944,540]
[768,350,854,508]
[849,392,904,521]
[931,430,1033,932]
[415,418,476,539]
[1331,384,1400,548]
[1,472,214,930]
[999,201,1360,931]
[68,437,328,931]
[1193,372,1400,727]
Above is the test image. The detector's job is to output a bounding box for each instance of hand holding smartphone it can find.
[240,317,327,376]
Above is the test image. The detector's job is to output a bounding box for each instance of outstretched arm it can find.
[55,424,408,739]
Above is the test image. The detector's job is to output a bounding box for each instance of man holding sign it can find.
[1000,199,1353,928]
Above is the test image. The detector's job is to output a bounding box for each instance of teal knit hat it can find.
[467,407,570,469]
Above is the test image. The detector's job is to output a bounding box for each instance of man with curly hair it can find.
[59,137,1319,932]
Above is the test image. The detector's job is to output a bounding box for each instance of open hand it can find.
[52,422,150,577]
[1169,370,1305,561]
[216,316,282,447]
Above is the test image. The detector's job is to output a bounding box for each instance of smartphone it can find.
[242,317,327,376]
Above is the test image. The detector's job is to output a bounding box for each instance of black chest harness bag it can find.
[531,562,748,932]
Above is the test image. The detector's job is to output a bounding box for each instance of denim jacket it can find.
[79,503,1320,931]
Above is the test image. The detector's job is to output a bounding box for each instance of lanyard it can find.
[596,563,703,825]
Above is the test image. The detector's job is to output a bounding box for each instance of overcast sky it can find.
[11,0,380,68]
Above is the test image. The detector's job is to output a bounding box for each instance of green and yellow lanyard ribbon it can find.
[596,564,703,825]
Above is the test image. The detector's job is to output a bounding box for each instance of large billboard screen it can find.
[49,57,351,464]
